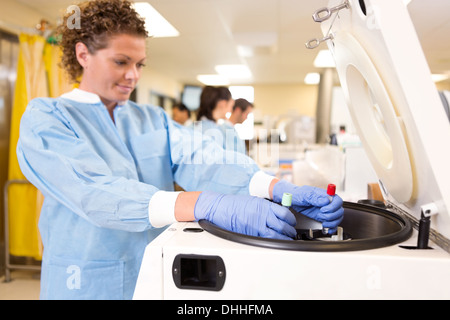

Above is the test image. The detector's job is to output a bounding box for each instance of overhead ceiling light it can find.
[313,50,336,68]
[237,46,254,58]
[215,65,253,80]
[197,65,253,85]
[133,2,180,38]
[197,75,230,86]
[304,73,321,85]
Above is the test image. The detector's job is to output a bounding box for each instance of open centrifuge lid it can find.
[319,0,450,238]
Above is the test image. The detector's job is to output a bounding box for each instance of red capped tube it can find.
[327,184,336,197]
[323,183,337,235]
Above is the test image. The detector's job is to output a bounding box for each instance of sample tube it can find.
[327,184,336,201]
[282,192,292,207]
[323,184,336,234]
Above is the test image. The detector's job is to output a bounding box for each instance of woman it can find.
[16,0,344,300]
[196,86,234,124]
[194,86,236,150]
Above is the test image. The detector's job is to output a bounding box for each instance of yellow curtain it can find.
[44,42,73,98]
[7,34,71,260]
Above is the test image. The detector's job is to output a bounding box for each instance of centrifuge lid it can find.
[319,0,450,237]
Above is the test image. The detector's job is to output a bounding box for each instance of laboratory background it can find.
[1,0,450,300]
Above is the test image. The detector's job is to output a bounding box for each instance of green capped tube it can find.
[281,192,292,207]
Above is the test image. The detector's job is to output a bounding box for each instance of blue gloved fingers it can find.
[315,206,345,223]
[257,222,293,240]
[270,203,297,238]
[322,219,344,234]
[316,195,344,226]
[260,228,295,241]
[265,212,297,239]
[320,194,344,213]
[321,209,344,229]
[270,202,297,226]
[292,186,330,208]
[273,180,331,208]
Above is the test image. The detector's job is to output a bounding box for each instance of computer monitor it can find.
[181,85,202,111]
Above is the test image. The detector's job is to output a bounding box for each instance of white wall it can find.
[136,67,183,106]
[253,84,318,118]
[0,0,52,33]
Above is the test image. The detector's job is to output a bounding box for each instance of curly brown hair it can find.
[57,0,148,83]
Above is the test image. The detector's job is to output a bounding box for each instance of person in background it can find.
[221,98,254,154]
[16,0,344,300]
[172,102,192,126]
[194,86,234,150]
[229,98,254,126]
[195,86,233,125]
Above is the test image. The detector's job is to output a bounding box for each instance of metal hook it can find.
[305,34,334,49]
[312,0,350,23]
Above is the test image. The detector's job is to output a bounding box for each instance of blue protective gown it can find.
[16,90,259,299]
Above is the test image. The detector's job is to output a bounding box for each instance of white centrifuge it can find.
[133,0,450,300]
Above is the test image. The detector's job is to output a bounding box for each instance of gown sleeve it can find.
[165,117,260,195]
[16,98,158,232]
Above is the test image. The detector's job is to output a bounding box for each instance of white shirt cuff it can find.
[249,171,276,199]
[148,191,182,228]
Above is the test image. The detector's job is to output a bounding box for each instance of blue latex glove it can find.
[194,191,297,240]
[273,180,344,234]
